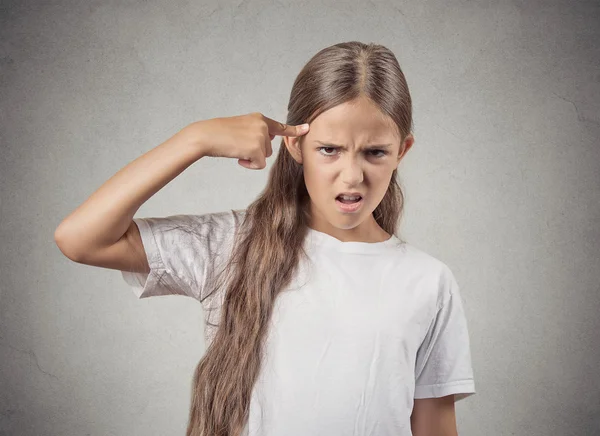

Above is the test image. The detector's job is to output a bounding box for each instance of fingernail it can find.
[299,123,309,132]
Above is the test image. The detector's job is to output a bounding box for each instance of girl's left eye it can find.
[367,149,387,158]
[317,147,388,158]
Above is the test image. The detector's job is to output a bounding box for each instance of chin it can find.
[332,210,371,229]
[311,199,372,228]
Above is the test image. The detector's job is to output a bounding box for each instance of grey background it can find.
[1,0,599,435]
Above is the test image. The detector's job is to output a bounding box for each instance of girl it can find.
[55,41,476,436]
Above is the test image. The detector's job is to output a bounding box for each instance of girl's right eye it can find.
[317,146,337,156]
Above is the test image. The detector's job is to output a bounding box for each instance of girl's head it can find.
[284,94,414,239]
[278,40,414,240]
[187,41,414,436]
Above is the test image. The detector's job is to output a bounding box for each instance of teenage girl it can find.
[55,41,476,436]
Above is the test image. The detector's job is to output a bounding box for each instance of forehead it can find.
[308,99,400,143]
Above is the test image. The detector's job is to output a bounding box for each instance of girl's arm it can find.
[55,113,306,273]
[410,395,458,436]
[54,124,207,272]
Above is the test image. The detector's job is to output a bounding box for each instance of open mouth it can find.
[335,195,362,204]
[335,195,364,212]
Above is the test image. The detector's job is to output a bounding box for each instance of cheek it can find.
[366,170,394,196]
[304,174,326,202]
[303,162,334,192]
[304,172,338,207]
[373,170,393,186]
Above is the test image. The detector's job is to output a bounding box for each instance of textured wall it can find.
[1,0,599,435]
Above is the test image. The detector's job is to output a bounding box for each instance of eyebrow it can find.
[314,140,393,149]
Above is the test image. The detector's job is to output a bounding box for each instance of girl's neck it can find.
[308,217,390,243]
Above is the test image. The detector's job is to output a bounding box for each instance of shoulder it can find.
[400,242,458,308]
[136,209,248,258]
[160,208,247,237]
[171,208,246,228]
[399,242,452,277]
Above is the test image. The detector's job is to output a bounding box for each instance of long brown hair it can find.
[186,41,414,436]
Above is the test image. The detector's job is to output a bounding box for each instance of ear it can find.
[397,133,415,164]
[283,135,304,165]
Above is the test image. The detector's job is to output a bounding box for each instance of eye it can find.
[316,147,388,158]
[367,149,388,158]
[317,146,338,156]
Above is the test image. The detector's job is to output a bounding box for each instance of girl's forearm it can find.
[54,125,207,260]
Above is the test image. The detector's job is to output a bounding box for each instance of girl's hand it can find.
[185,112,310,169]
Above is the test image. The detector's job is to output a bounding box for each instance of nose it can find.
[340,157,364,186]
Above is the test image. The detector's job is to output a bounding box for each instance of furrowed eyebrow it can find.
[314,140,392,149]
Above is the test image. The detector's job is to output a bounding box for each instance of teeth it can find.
[339,195,360,200]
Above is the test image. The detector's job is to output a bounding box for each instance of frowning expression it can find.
[284,96,414,241]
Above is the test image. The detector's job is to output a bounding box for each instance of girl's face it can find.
[283,96,414,242]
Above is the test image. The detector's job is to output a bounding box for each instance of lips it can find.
[336,191,363,202]
[335,196,364,213]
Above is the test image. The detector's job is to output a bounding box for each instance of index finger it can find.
[262,115,309,138]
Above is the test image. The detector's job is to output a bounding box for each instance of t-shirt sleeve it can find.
[414,267,476,402]
[120,210,241,301]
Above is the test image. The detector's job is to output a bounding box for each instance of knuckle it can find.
[251,117,266,133]
[253,140,263,152]
[260,123,269,136]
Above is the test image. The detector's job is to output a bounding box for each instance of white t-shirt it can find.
[121,209,476,436]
